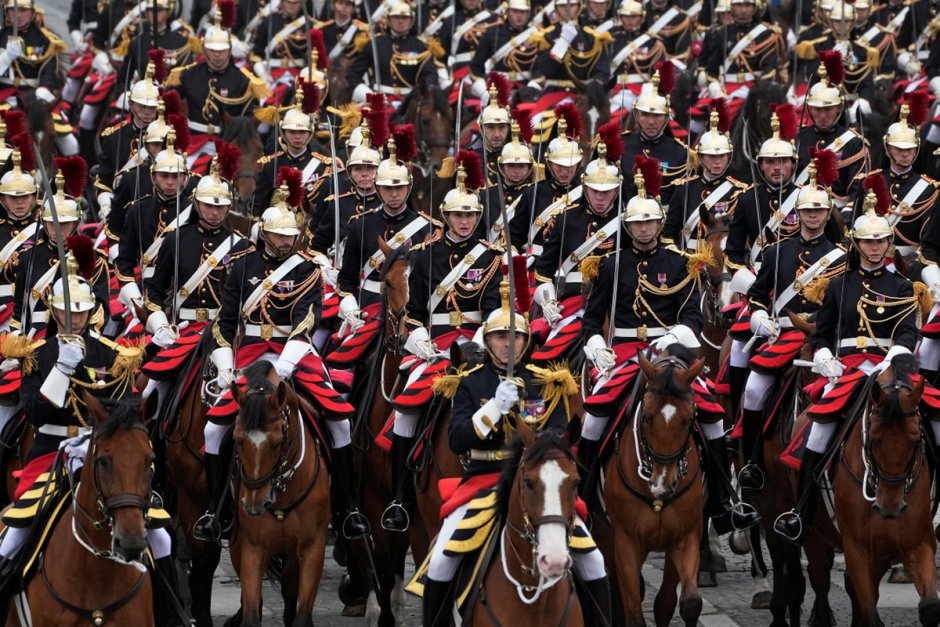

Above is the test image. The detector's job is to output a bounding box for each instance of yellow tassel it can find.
[802,276,830,305]
[326,103,362,138]
[188,36,203,55]
[579,256,601,283]
[686,246,717,276]
[353,31,370,54]
[253,106,278,125]
[112,343,144,384]
[913,281,933,316]
[433,363,479,398]
[165,66,183,88]
[425,37,446,60]
[0,334,39,375]
[526,362,579,421]
[436,156,455,178]
[113,36,130,58]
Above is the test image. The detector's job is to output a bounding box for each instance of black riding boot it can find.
[332,445,371,539]
[78,128,98,167]
[728,366,749,423]
[705,436,760,535]
[0,554,17,620]
[774,449,825,545]
[579,576,613,627]
[576,438,601,506]
[152,556,191,627]
[382,434,415,532]
[423,578,453,627]
[193,448,229,543]
[738,409,766,491]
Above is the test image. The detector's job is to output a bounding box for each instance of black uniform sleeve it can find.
[215,256,246,346]
[809,275,840,353]
[404,248,430,327]
[289,261,323,337]
[146,231,177,311]
[337,217,364,295]
[11,248,31,328]
[449,377,488,455]
[746,243,778,310]
[345,38,374,90]
[893,279,918,351]
[583,255,613,339]
[664,183,689,243]
[724,192,752,268]
[116,204,142,283]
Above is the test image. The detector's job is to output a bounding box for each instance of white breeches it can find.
[729,339,750,368]
[918,337,940,371]
[743,372,776,411]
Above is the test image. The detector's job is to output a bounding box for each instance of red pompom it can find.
[391,123,417,163]
[819,50,844,86]
[655,60,675,97]
[299,79,321,115]
[596,120,623,163]
[512,254,531,315]
[277,166,304,208]
[454,150,484,192]
[218,0,235,28]
[634,155,662,199]
[365,93,389,148]
[906,91,929,127]
[53,156,89,198]
[553,102,582,140]
[863,173,891,215]
[167,114,190,152]
[214,140,241,181]
[65,234,97,280]
[770,102,798,141]
[808,148,838,187]
[710,98,731,134]
[0,110,25,139]
[161,89,182,116]
[148,49,166,83]
[10,133,35,172]
[309,29,329,70]
[511,107,533,144]
[486,71,511,108]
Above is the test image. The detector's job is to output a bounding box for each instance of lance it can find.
[33,147,72,334]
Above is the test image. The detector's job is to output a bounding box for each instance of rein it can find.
[38,553,146,627]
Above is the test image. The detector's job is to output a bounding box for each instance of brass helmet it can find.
[346,125,382,167]
[151,132,188,174]
[375,138,412,187]
[144,100,173,145]
[41,171,83,223]
[554,0,581,5]
[194,157,233,206]
[506,0,530,9]
[388,0,414,17]
[884,99,924,152]
[441,153,484,213]
[795,163,833,211]
[203,5,233,51]
[850,190,892,241]
[696,103,733,156]
[715,0,731,14]
[3,0,33,10]
[347,122,366,150]
[756,108,798,160]
[129,62,161,107]
[806,52,845,109]
[633,66,670,115]
[853,0,871,9]
[483,277,530,336]
[260,185,302,236]
[0,119,11,166]
[49,256,97,314]
[546,118,583,167]
[828,1,855,22]
[582,142,622,192]
[618,0,645,16]
[498,120,534,167]
[0,150,38,197]
[624,157,664,222]
[280,79,317,133]
[479,78,512,127]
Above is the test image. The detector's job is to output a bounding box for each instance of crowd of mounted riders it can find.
[0,0,937,624]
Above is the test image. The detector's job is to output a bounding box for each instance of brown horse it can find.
[220,116,265,219]
[0,416,33,507]
[605,349,705,627]
[6,394,157,626]
[469,423,583,626]
[397,85,454,218]
[229,360,330,627]
[833,355,940,627]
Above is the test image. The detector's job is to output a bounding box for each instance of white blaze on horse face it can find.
[660,403,677,425]
[535,460,572,580]
[246,430,268,476]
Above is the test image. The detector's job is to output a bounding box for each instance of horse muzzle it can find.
[111,529,148,563]
[241,490,275,516]
[872,497,907,519]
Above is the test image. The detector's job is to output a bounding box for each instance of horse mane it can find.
[380,242,411,281]
[876,353,920,424]
[222,115,261,148]
[495,430,575,520]
[96,396,146,439]
[22,92,48,136]
[239,361,278,432]
[647,344,697,400]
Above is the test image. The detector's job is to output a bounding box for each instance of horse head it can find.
[867,353,924,518]
[513,422,579,580]
[637,347,704,501]
[231,361,297,516]
[83,392,157,563]
[400,84,453,170]
[221,116,264,216]
[379,236,410,353]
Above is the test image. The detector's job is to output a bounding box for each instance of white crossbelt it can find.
[0,285,12,297]
[141,205,192,272]
[330,22,360,59]
[772,248,845,316]
[0,222,38,265]
[647,7,682,36]
[529,186,582,243]
[174,236,240,311]
[428,241,490,314]
[485,24,540,73]
[362,278,383,293]
[451,11,492,56]
[611,34,653,71]
[241,253,307,316]
[557,214,621,279]
[683,180,734,242]
[885,178,931,227]
[38,425,92,437]
[750,186,800,264]
[360,215,429,282]
[265,17,306,56]
[723,24,768,75]
[179,307,218,321]
[795,129,857,185]
[487,195,523,243]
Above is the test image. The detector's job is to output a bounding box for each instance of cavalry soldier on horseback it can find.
[249,0,310,87]
[620,63,689,206]
[774,188,921,544]
[737,156,847,492]
[476,75,512,184]
[641,0,694,63]
[316,0,369,65]
[94,62,161,220]
[0,149,38,333]
[531,0,612,99]
[468,0,541,91]
[664,100,748,249]
[381,153,502,533]
[119,0,198,85]
[420,279,613,627]
[848,0,899,81]
[164,9,270,159]
[486,113,535,250]
[199,175,370,541]
[0,0,65,105]
[345,1,439,104]
[608,0,668,112]
[424,0,498,85]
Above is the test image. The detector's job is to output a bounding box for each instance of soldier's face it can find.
[462,0,483,10]
[486,330,527,367]
[555,2,580,22]
[830,17,853,38]
[5,7,32,29]
[154,171,185,196]
[333,0,355,22]
[389,15,413,35]
[281,0,302,18]
[349,164,377,190]
[500,162,531,185]
[587,0,609,18]
[548,162,578,186]
[796,206,828,233]
[887,145,917,170]
[131,101,158,126]
[857,237,889,266]
[1,193,35,219]
[43,218,79,242]
[196,200,229,229]
[507,8,530,28]
[809,104,840,130]
[377,183,409,210]
[620,14,642,31]
[700,153,730,178]
[758,157,794,184]
[445,210,480,239]
[635,110,668,138]
[855,7,870,22]
[585,186,618,214]
[627,218,661,245]
[52,309,90,334]
[283,129,312,152]
[145,7,169,29]
[730,2,755,23]
[717,10,732,24]
[483,123,510,151]
[264,231,297,256]
[205,47,231,72]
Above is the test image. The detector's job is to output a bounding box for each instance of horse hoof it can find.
[918,598,940,627]
[711,554,728,572]
[222,609,243,627]
[888,565,913,584]
[751,590,772,609]
[679,597,703,626]
[338,573,368,606]
[342,604,367,618]
[698,570,718,588]
[809,607,837,627]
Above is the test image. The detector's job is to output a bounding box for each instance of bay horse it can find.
[229,360,331,627]
[469,423,583,626]
[220,116,265,219]
[833,354,940,627]
[605,347,705,627]
[397,85,453,218]
[6,393,157,626]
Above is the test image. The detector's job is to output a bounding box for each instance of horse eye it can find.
[523,478,536,492]
[97,456,111,470]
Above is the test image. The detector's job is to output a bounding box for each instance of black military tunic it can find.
[346,32,439,96]
[0,212,38,318]
[107,163,199,247]
[620,130,689,207]
[534,23,612,90]
[121,24,195,85]
[583,239,702,345]
[747,234,843,317]
[309,179,380,254]
[0,23,63,92]
[481,179,533,248]
[166,62,264,133]
[703,19,783,82]
[794,33,879,101]
[92,0,132,52]
[664,174,748,245]
[316,17,369,62]
[97,117,148,194]
[12,235,111,334]
[405,234,502,337]
[469,21,541,84]
[337,206,435,307]
[796,124,867,204]
[851,21,898,80]
[854,169,939,256]
[608,26,667,87]
[449,360,569,478]
[433,6,498,71]
[251,10,309,71]
[642,1,693,61]
[518,178,580,256]
[67,0,100,44]
[115,192,189,288]
[254,147,333,217]
[725,180,800,270]
[872,0,932,50]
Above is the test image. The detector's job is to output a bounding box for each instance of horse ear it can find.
[637,350,657,380]
[517,419,537,449]
[83,391,108,426]
[272,381,289,411]
[912,374,925,404]
[231,381,244,406]
[682,359,706,386]
[698,203,714,229]
[377,236,392,257]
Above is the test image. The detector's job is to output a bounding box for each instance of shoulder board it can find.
[311,152,331,163]
[258,151,285,165]
[165,61,197,87]
[674,137,690,150]
[767,24,782,35]
[584,26,614,43]
[40,28,67,51]
[350,207,380,221]
[418,211,444,228]
[482,239,505,253]
[354,19,369,30]
[664,243,689,257]
[433,362,484,398]
[353,31,371,53]
[410,240,432,252]
[101,119,130,137]
[677,174,700,185]
[728,177,749,189]
[240,66,273,99]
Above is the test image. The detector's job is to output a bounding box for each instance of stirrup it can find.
[737,463,765,491]
[192,512,222,543]
[342,509,371,540]
[381,501,410,532]
[730,501,760,531]
[773,509,804,544]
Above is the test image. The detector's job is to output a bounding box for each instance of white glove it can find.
[403,326,438,361]
[470,77,487,100]
[921,263,940,302]
[211,346,234,391]
[70,30,85,50]
[35,87,55,104]
[898,52,922,77]
[494,379,521,414]
[351,83,374,103]
[152,325,179,349]
[312,253,339,288]
[560,22,578,43]
[541,300,562,327]
[525,80,542,91]
[874,345,912,374]
[696,70,708,89]
[584,334,616,372]
[812,347,844,381]
[652,324,701,350]
[118,281,143,310]
[339,294,366,332]
[6,38,23,60]
[1,358,19,373]
[252,60,272,84]
[56,340,85,374]
[930,76,940,97]
[749,309,779,338]
[92,51,115,76]
[707,81,726,99]
[230,38,249,59]
[729,268,757,295]
[274,339,310,379]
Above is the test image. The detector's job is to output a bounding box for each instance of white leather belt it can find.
[505,71,531,81]
[469,448,511,461]
[179,307,218,322]
[725,71,757,82]
[564,271,583,283]
[614,325,668,339]
[363,279,382,294]
[545,79,576,89]
[0,285,12,297]
[451,52,473,64]
[838,337,892,349]
[895,245,916,256]
[38,424,92,437]
[268,58,305,68]
[430,311,482,326]
[243,323,289,339]
[188,120,215,133]
[378,85,409,95]
[618,73,645,84]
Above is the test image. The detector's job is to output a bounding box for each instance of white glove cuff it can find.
[41,367,72,408]
[550,38,571,60]
[667,324,701,349]
[145,310,170,336]
[471,399,502,439]
[533,282,557,306]
[749,309,769,334]
[119,281,143,308]
[276,338,310,374]
[339,294,360,317]
[211,346,234,373]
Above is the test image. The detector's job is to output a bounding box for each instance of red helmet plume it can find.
[634,155,662,199]
[365,93,389,148]
[299,79,321,115]
[863,173,891,215]
[905,91,929,127]
[554,102,582,140]
[309,29,329,70]
[486,71,511,108]
[65,234,97,280]
[10,133,35,172]
[511,107,533,144]
[391,123,417,163]
[454,150,484,192]
[214,140,241,181]
[218,0,236,28]
[709,98,731,134]
[655,60,675,97]
[0,110,25,139]
[808,148,838,187]
[148,49,167,83]
[54,156,89,198]
[770,103,798,141]
[277,166,304,208]
[597,120,623,162]
[819,50,844,86]
[167,114,190,152]
[161,89,182,116]
[512,254,531,314]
